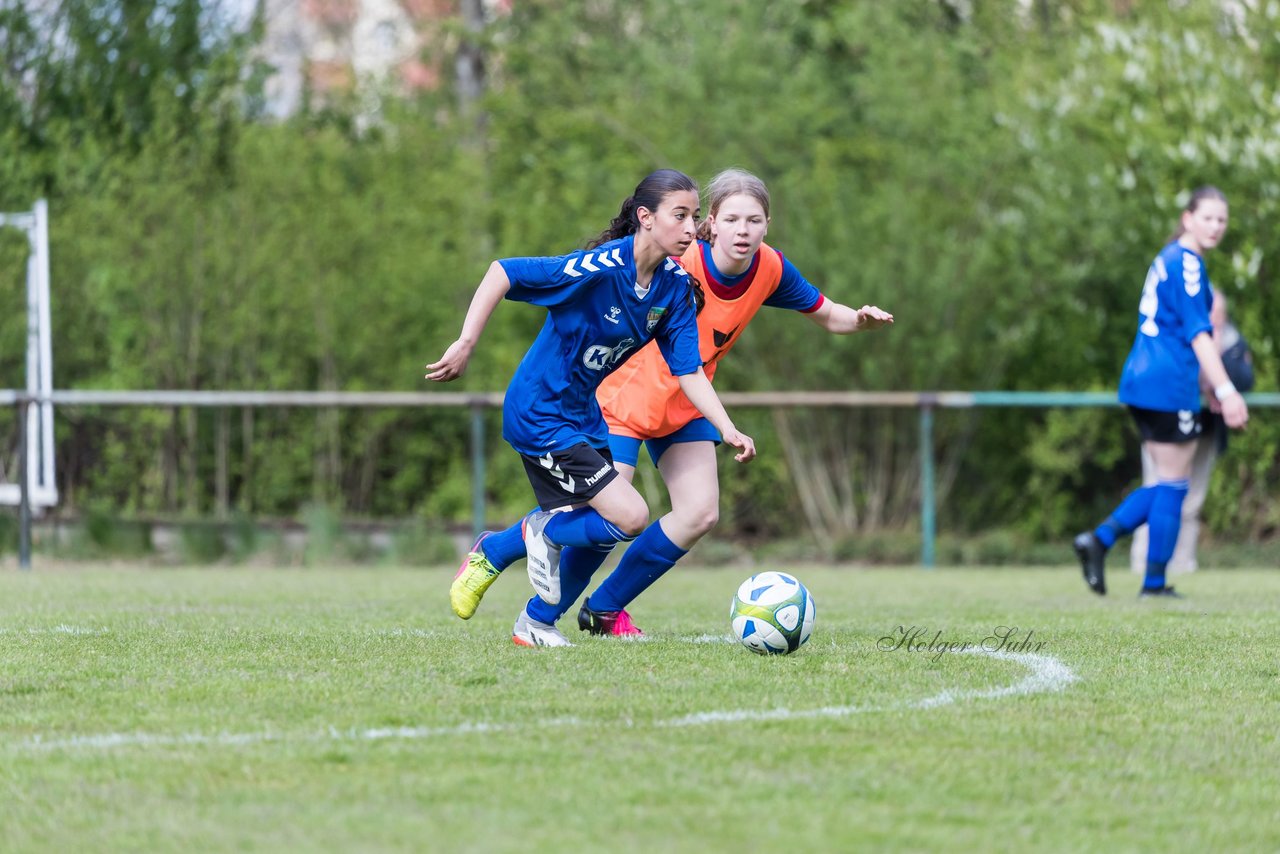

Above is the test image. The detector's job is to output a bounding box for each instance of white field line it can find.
[0,625,109,635]
[10,649,1074,753]
[909,650,1077,710]
[662,649,1075,726]
[19,719,587,752]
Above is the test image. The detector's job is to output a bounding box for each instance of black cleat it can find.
[1073,531,1107,596]
[576,602,644,637]
[1138,586,1184,599]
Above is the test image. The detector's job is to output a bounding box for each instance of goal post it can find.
[0,199,58,511]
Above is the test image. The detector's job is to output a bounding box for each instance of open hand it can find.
[856,305,894,331]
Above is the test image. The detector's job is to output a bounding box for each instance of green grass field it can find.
[2,563,1279,852]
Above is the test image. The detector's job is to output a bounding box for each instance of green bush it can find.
[0,512,15,556]
[178,522,228,565]
[76,509,154,559]
[301,504,343,567]
[386,521,459,568]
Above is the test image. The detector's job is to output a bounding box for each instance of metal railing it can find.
[5,389,1278,569]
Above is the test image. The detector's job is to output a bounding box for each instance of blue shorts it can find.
[608,418,722,467]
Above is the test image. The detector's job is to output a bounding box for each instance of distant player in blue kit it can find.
[426,169,756,646]
[1073,187,1248,598]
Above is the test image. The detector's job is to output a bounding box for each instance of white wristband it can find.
[1214,381,1238,402]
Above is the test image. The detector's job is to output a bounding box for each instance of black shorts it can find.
[1128,406,1203,444]
[520,443,619,510]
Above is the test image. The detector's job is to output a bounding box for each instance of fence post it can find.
[469,399,486,542]
[17,397,31,570]
[919,399,936,568]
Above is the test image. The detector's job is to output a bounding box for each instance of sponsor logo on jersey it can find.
[582,338,636,371]
[645,306,667,333]
[604,306,621,324]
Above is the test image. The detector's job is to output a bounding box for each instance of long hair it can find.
[587,169,698,249]
[696,168,770,243]
[1168,186,1228,243]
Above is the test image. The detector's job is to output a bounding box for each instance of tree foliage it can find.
[0,0,1275,545]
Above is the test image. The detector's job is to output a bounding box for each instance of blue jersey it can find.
[498,235,702,454]
[767,253,824,311]
[1118,241,1215,412]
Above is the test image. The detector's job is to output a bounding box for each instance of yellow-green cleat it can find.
[450,532,501,620]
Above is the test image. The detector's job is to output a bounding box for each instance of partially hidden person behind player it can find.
[427,169,756,647]
[1072,186,1248,599]
[449,167,892,636]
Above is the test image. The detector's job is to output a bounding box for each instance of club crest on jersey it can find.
[645,307,667,333]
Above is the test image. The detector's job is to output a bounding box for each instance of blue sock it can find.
[1095,485,1158,548]
[1144,560,1169,590]
[587,520,688,613]
[525,545,613,624]
[1144,481,1188,590]
[544,507,633,548]
[479,519,528,572]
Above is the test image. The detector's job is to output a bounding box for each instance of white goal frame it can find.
[0,200,57,508]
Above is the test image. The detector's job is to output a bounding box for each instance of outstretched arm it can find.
[425,261,511,382]
[676,369,756,463]
[805,300,894,334]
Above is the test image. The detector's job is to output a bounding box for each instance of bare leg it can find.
[654,441,720,549]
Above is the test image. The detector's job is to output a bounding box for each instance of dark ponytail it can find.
[588,169,698,249]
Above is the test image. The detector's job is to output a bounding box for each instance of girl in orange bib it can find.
[574,169,893,634]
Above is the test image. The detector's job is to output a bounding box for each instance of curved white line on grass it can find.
[662,650,1075,727]
[11,650,1074,752]
[909,650,1077,710]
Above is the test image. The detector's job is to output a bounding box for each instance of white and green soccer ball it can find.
[730,571,815,655]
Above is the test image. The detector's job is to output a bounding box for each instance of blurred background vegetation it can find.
[0,0,1276,563]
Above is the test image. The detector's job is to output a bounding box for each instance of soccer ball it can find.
[730,571,815,655]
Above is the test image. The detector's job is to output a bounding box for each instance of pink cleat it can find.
[576,602,644,637]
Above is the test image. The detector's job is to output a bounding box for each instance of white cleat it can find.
[522,510,562,605]
[512,608,573,648]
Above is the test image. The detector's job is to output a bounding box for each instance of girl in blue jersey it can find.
[1073,187,1248,598]
[448,168,893,636]
[427,169,756,646]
